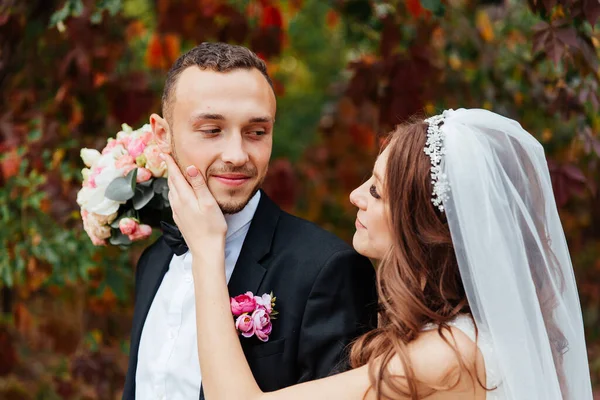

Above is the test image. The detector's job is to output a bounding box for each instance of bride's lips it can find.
[212,173,252,187]
[355,218,366,230]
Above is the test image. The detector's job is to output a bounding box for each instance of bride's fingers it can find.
[162,153,198,202]
[185,165,215,206]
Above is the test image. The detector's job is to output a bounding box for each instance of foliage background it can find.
[1,0,599,398]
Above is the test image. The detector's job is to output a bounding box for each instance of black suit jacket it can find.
[122,192,378,399]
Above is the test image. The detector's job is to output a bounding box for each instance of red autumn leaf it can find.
[542,0,557,12]
[579,127,600,157]
[1,147,20,180]
[263,159,296,211]
[407,0,425,18]
[261,5,283,29]
[349,123,375,150]
[583,0,600,26]
[0,325,17,376]
[532,21,579,65]
[548,161,587,207]
[579,83,600,112]
[145,33,164,69]
[326,9,340,28]
[380,15,400,60]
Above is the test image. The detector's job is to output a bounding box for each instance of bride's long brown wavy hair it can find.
[349,119,474,399]
[349,118,568,399]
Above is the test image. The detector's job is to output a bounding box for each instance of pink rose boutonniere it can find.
[231,291,278,342]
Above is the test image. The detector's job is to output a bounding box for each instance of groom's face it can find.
[158,67,276,214]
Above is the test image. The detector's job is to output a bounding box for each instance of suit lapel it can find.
[228,191,280,299]
[130,239,173,358]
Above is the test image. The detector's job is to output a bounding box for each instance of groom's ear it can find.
[150,113,171,153]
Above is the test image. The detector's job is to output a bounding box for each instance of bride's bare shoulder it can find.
[383,326,486,398]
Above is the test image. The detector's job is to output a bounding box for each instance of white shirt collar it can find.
[224,190,261,241]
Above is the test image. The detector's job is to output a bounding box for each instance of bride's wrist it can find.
[191,240,225,263]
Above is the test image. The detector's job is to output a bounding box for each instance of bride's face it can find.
[349,148,393,260]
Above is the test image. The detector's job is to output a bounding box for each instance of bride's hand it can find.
[161,153,227,257]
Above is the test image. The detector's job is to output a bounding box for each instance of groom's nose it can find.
[221,133,249,166]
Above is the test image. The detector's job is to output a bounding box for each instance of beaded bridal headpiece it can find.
[423,110,451,212]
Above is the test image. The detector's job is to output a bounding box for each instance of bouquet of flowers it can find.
[76,123,170,246]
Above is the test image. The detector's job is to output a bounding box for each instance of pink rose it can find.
[230,292,257,316]
[115,155,136,176]
[127,138,146,158]
[117,136,132,149]
[143,144,167,178]
[140,129,153,145]
[115,155,135,170]
[82,210,115,246]
[255,293,273,314]
[235,314,255,338]
[136,167,152,183]
[119,217,138,235]
[129,224,152,241]
[252,309,272,342]
[102,139,118,155]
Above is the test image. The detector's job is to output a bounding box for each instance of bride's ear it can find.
[150,113,171,153]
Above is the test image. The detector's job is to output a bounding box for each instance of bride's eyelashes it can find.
[369,184,381,199]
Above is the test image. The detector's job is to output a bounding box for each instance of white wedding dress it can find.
[424,314,505,399]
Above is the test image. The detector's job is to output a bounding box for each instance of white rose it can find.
[84,187,120,215]
[77,163,124,216]
[80,148,101,168]
[117,123,133,139]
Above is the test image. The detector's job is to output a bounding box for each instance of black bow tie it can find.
[160,221,189,256]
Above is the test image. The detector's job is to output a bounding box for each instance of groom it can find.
[122,42,377,399]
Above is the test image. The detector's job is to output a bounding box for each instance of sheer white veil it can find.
[435,109,592,399]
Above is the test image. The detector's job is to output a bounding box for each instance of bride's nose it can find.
[350,183,367,210]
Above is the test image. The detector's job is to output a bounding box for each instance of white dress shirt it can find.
[136,191,261,400]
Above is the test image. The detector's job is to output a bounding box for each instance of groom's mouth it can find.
[212,173,252,187]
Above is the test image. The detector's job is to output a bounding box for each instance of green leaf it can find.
[49,0,84,27]
[105,169,137,202]
[132,184,155,210]
[27,129,42,142]
[152,178,168,194]
[109,230,132,246]
[420,0,445,16]
[49,4,70,27]
[90,11,103,24]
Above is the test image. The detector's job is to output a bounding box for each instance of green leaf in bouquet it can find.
[152,177,170,206]
[133,183,156,210]
[105,168,137,202]
[109,230,132,246]
[153,178,168,195]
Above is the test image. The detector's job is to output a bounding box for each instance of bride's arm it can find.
[191,250,373,400]
[163,154,483,400]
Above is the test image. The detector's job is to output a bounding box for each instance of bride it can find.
[161,108,593,399]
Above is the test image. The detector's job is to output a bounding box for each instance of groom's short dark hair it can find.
[162,42,274,123]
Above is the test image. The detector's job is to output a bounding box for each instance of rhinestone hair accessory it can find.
[424,111,451,212]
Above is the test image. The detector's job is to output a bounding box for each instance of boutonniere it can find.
[230,291,278,342]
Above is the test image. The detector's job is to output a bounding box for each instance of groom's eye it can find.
[247,130,267,136]
[369,185,381,199]
[200,128,221,135]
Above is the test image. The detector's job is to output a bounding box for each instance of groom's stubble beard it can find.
[170,135,264,215]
